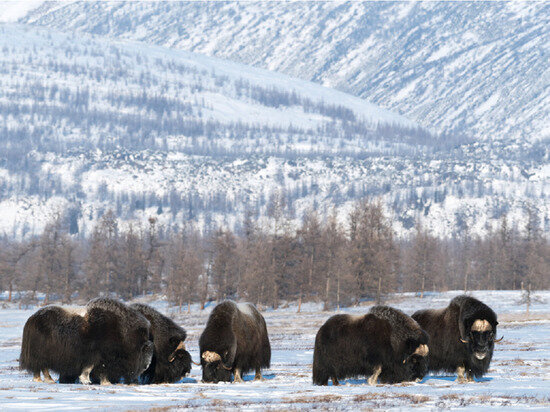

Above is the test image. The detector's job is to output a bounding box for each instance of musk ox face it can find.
[462,319,497,362]
[201,350,232,383]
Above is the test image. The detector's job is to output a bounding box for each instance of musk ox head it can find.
[460,318,500,362]
[201,349,234,383]
[402,343,429,381]
[168,339,192,378]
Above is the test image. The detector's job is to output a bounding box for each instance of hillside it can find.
[0,23,547,239]
[17,1,550,145]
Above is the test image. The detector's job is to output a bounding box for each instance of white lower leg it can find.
[100,375,111,385]
[456,366,467,383]
[368,365,382,386]
[33,371,42,382]
[233,368,243,383]
[79,365,93,385]
[42,368,55,383]
[254,368,263,381]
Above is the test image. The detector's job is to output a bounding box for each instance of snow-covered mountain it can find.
[16,1,550,145]
[0,16,548,239]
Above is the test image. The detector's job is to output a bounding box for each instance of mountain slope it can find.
[0,23,548,239]
[17,1,550,144]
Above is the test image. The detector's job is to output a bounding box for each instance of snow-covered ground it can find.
[0,290,549,410]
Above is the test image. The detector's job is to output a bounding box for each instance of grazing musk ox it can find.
[20,306,102,384]
[199,301,270,383]
[87,298,154,385]
[130,303,191,384]
[312,306,429,386]
[412,295,501,382]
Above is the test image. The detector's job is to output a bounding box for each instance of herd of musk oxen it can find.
[20,295,502,387]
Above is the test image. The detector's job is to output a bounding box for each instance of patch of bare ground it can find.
[436,394,550,408]
[284,394,343,404]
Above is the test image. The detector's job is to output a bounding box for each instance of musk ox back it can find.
[313,307,428,386]
[412,295,500,382]
[130,303,191,384]
[199,301,270,383]
[88,298,154,384]
[20,306,100,384]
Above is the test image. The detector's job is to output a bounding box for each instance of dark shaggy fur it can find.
[412,295,498,380]
[130,303,191,384]
[368,305,429,383]
[20,306,101,383]
[312,313,393,385]
[199,301,270,383]
[312,307,428,386]
[87,298,154,384]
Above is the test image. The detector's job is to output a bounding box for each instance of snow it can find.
[0,290,549,410]
[0,1,44,22]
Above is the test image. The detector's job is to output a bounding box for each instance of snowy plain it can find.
[0,290,548,410]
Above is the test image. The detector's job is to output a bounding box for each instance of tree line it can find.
[0,199,548,309]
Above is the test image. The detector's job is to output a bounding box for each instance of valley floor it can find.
[0,290,549,410]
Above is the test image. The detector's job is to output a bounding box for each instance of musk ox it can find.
[130,303,191,384]
[313,306,428,386]
[412,295,501,382]
[87,298,154,385]
[20,306,102,384]
[199,301,270,383]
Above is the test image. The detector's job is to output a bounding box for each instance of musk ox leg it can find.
[332,376,340,386]
[79,365,93,385]
[456,366,467,383]
[42,369,55,384]
[466,371,474,383]
[367,365,382,386]
[33,372,42,383]
[254,368,264,381]
[100,375,111,386]
[233,368,244,383]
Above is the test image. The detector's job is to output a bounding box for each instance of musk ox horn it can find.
[414,344,429,357]
[201,351,222,363]
[220,363,233,371]
[168,340,186,362]
[494,336,504,342]
[191,358,201,366]
[403,344,429,363]
[460,338,469,343]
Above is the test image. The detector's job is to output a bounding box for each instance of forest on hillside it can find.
[1,198,548,310]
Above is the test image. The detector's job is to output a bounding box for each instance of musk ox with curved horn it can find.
[199,301,270,383]
[313,306,429,386]
[130,303,191,384]
[412,295,501,382]
[20,306,103,384]
[87,298,154,385]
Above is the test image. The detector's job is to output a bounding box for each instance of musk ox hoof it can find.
[33,374,42,383]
